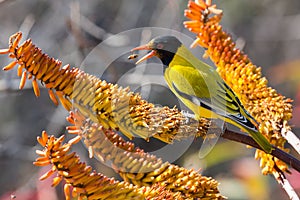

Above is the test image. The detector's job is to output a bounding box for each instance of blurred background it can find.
[0,0,300,199]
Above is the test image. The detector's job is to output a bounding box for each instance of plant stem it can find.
[222,129,300,173]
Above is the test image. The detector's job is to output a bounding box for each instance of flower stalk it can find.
[184,0,294,175]
[184,0,300,198]
[1,32,208,144]
[65,110,223,199]
[34,130,189,200]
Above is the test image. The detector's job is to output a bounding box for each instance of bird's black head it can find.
[150,36,182,65]
[131,35,182,66]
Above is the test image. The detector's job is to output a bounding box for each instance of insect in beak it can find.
[131,44,156,65]
[128,54,138,60]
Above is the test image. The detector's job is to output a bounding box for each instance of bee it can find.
[128,53,138,60]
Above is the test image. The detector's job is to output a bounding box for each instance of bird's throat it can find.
[159,50,176,66]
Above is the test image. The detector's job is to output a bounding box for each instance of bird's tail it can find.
[243,126,274,153]
[226,114,274,153]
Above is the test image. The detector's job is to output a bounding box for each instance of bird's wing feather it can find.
[166,64,257,130]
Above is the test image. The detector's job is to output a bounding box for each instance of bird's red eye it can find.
[156,43,164,49]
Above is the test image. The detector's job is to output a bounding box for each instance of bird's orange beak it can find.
[131,44,156,65]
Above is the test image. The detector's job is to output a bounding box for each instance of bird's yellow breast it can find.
[164,66,218,119]
[163,45,223,119]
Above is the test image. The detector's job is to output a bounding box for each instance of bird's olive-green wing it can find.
[165,65,213,98]
[165,64,227,111]
[165,64,257,129]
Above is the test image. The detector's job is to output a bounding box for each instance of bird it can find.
[131,35,273,153]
